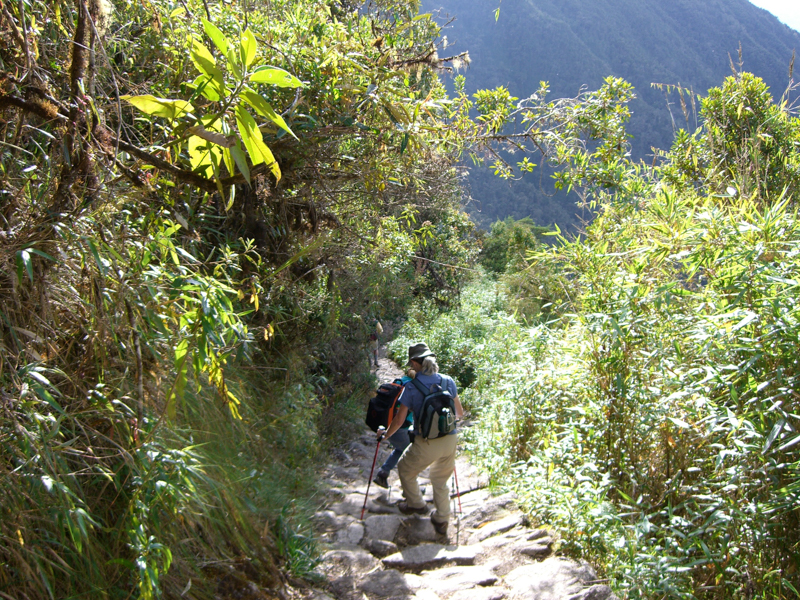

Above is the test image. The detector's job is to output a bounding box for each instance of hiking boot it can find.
[397,501,429,515]
[431,515,448,535]
[373,470,389,489]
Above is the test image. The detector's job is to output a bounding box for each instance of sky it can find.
[749,0,800,32]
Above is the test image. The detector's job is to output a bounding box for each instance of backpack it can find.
[365,378,412,432]
[411,376,457,439]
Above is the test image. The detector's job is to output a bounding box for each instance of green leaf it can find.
[202,18,230,55]
[668,416,690,429]
[188,136,222,176]
[241,88,298,139]
[31,383,65,414]
[249,67,304,88]
[191,74,224,101]
[86,239,107,276]
[225,185,236,211]
[235,105,281,181]
[226,49,243,80]
[168,340,190,420]
[191,38,225,87]
[26,248,58,263]
[121,95,194,120]
[16,249,33,283]
[229,140,251,184]
[241,29,257,68]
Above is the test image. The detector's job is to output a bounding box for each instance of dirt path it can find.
[309,354,618,600]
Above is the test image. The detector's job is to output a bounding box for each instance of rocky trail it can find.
[308,355,618,600]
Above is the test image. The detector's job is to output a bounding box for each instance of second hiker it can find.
[378,342,463,535]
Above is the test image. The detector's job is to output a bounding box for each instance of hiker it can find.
[378,343,463,535]
[368,321,383,368]
[372,367,416,489]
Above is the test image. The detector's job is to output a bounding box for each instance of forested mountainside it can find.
[422,0,800,230]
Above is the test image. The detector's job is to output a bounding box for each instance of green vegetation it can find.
[393,71,800,599]
[3,0,800,596]
[0,0,482,596]
[424,0,800,231]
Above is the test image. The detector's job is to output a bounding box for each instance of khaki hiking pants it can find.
[397,433,457,524]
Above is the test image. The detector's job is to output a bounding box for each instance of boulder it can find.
[460,493,518,530]
[449,588,507,600]
[336,521,365,545]
[394,515,441,546]
[474,514,524,542]
[568,585,618,600]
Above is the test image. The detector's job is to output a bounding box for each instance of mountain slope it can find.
[426,0,800,230]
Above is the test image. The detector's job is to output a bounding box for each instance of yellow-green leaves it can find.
[191,37,225,92]
[235,105,281,181]
[241,29,257,68]
[121,95,194,120]
[241,88,298,139]
[188,135,222,177]
[249,67,304,88]
[202,18,230,55]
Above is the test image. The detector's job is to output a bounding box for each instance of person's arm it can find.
[446,376,464,420]
[454,395,464,420]
[380,403,409,440]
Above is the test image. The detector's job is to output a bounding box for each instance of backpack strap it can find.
[410,375,444,397]
[411,377,431,397]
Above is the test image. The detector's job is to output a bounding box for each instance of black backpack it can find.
[411,376,456,439]
[365,379,411,432]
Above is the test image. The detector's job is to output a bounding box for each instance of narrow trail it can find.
[308,354,618,600]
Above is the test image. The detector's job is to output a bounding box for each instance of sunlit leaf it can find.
[121,95,194,120]
[241,29,257,68]
[235,105,281,181]
[240,88,298,139]
[202,18,230,55]
[249,67,304,88]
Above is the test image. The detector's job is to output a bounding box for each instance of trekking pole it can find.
[361,428,385,520]
[453,464,463,515]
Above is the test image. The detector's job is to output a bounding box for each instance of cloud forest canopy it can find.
[423,0,800,231]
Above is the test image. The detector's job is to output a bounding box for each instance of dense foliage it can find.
[393,72,800,599]
[0,0,483,596]
[4,0,799,597]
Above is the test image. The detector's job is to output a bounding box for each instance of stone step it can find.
[419,565,499,595]
[382,543,481,572]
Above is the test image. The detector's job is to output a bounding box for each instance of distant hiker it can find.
[377,343,463,535]
[372,367,416,489]
[369,321,384,367]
